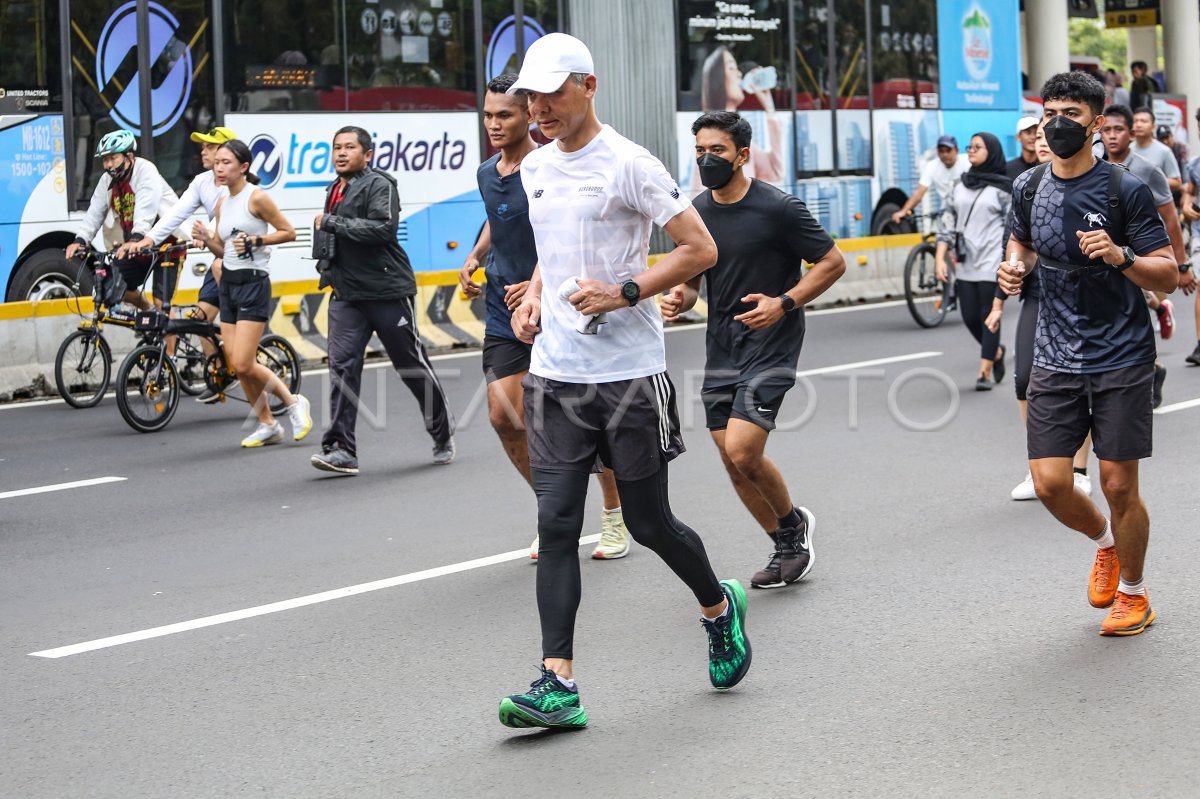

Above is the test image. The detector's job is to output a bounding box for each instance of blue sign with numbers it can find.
[937,0,1020,111]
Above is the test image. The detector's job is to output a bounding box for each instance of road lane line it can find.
[29,534,600,659]
[1155,397,1200,415]
[0,476,126,500]
[798,351,942,377]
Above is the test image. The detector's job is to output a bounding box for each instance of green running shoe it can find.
[498,666,589,729]
[703,579,751,689]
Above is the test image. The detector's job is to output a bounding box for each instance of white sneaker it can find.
[241,420,284,448]
[1074,471,1092,495]
[1010,472,1037,501]
[287,394,312,441]
[591,509,630,559]
[530,534,539,561]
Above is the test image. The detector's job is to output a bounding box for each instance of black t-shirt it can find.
[477,153,539,341]
[1005,155,1038,181]
[693,179,835,386]
[1010,159,1170,374]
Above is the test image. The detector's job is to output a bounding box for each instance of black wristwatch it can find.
[620,279,641,306]
[1116,245,1136,272]
[778,294,797,313]
[254,236,264,249]
[1180,262,1192,273]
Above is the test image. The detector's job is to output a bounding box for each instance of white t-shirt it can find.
[148,170,227,245]
[918,154,969,203]
[522,125,690,383]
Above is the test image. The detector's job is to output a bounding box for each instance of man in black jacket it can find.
[311,126,455,475]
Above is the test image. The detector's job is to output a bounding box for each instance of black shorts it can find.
[197,269,220,308]
[219,271,272,324]
[482,335,532,383]
[117,254,174,301]
[702,373,795,432]
[522,372,685,482]
[1026,363,1154,462]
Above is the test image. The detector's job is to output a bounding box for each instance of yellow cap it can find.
[190,126,237,144]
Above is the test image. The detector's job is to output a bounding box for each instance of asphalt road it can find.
[3,300,1199,798]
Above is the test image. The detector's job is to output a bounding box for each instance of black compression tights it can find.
[533,465,725,660]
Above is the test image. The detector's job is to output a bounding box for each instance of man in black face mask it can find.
[999,72,1178,637]
[662,111,845,590]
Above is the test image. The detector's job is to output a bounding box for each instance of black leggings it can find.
[1014,295,1038,401]
[957,279,1001,362]
[533,464,724,660]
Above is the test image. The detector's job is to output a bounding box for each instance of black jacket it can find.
[317,168,415,300]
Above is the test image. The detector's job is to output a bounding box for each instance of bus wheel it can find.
[8,248,89,302]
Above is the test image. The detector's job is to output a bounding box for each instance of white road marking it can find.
[0,476,126,500]
[1155,397,1200,415]
[29,535,600,659]
[798,351,942,377]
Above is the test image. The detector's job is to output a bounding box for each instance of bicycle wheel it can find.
[115,344,180,433]
[257,334,302,416]
[903,242,950,328]
[174,333,207,396]
[54,329,111,408]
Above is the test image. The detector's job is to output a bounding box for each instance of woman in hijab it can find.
[935,131,1013,390]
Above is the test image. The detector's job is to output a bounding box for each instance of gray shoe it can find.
[311,446,359,475]
[432,436,455,465]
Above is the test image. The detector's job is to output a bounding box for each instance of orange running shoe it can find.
[1088,546,1120,608]
[1099,592,1156,636]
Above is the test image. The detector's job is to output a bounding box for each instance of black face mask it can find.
[1042,115,1091,159]
[105,156,132,182]
[697,152,736,189]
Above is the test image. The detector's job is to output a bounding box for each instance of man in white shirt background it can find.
[890,134,969,225]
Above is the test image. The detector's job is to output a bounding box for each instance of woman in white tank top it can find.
[206,140,311,448]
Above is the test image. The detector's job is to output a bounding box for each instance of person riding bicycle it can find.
[64,130,186,311]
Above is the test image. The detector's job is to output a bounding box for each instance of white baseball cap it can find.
[507,33,594,95]
[1016,115,1040,133]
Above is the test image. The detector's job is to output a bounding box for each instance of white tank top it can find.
[217,185,271,271]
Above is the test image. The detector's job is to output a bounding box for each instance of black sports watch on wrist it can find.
[620,279,641,306]
[1116,245,1136,272]
[254,236,264,249]
[778,294,797,313]
[1180,262,1192,273]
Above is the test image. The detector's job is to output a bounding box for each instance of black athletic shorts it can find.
[1026,362,1154,462]
[702,372,795,432]
[482,335,532,383]
[522,372,685,482]
[219,270,272,324]
[197,268,220,308]
[117,254,172,301]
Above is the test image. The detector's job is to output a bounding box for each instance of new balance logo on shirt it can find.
[532,189,544,198]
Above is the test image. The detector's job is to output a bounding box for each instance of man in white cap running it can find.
[495,32,751,731]
[1006,115,1041,180]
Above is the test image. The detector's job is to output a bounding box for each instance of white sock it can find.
[1090,518,1115,550]
[604,506,621,514]
[555,674,576,690]
[1118,577,1146,596]
[704,602,732,623]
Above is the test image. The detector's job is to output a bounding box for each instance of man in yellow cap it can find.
[132,125,238,402]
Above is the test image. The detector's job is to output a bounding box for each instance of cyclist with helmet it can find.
[64,130,186,310]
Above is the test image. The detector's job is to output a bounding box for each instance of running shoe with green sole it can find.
[498,666,588,729]
[704,578,751,690]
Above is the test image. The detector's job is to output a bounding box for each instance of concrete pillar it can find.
[1162,0,1200,155]
[1025,0,1070,91]
[1125,26,1158,74]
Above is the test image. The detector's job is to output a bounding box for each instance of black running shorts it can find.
[522,372,685,481]
[219,272,272,324]
[482,335,532,383]
[197,268,220,308]
[701,372,795,432]
[1026,362,1154,461]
